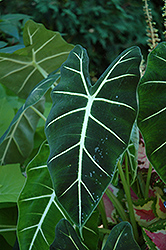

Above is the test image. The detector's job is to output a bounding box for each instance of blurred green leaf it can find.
[0,96,15,138]
[0,164,25,203]
[0,98,45,165]
[0,19,74,99]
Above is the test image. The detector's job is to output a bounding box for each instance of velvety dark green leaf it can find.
[45,45,142,229]
[0,19,74,98]
[0,98,44,165]
[81,210,99,250]
[18,143,71,250]
[138,42,166,183]
[0,235,13,250]
[50,219,85,250]
[103,222,140,250]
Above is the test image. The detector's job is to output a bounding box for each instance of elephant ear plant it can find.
[0,20,166,250]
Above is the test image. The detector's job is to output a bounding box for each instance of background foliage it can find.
[0,0,165,76]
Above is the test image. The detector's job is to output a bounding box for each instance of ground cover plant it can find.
[0,16,166,250]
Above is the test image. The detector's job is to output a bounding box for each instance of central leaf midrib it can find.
[78,95,94,226]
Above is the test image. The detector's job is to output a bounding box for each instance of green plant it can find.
[0,19,166,250]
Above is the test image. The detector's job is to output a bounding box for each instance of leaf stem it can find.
[125,153,129,186]
[144,163,152,199]
[105,188,129,222]
[98,227,111,234]
[117,161,139,242]
[98,198,108,229]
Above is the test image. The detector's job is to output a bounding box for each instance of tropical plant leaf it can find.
[103,222,140,250]
[138,42,166,183]
[0,98,44,165]
[0,19,74,98]
[45,45,142,229]
[50,219,86,250]
[17,142,71,250]
[80,210,99,250]
[0,164,25,203]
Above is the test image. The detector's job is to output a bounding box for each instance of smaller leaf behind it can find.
[0,99,44,165]
[0,72,59,165]
[0,19,74,98]
[103,222,140,250]
[50,219,86,250]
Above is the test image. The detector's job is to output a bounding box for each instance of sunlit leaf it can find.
[45,45,142,229]
[138,42,166,183]
[0,19,74,98]
[0,164,25,203]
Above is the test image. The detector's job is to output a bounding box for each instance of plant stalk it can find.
[145,163,153,199]
[98,198,108,229]
[105,188,129,222]
[117,161,139,242]
[125,153,129,186]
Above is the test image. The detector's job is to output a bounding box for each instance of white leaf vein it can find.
[89,114,126,144]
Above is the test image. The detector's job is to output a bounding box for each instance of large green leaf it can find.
[50,219,86,250]
[0,19,74,98]
[45,45,142,229]
[138,42,166,183]
[103,222,140,250]
[17,143,70,250]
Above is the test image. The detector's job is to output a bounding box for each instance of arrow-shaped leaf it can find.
[0,19,74,98]
[45,45,142,229]
[138,42,166,183]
